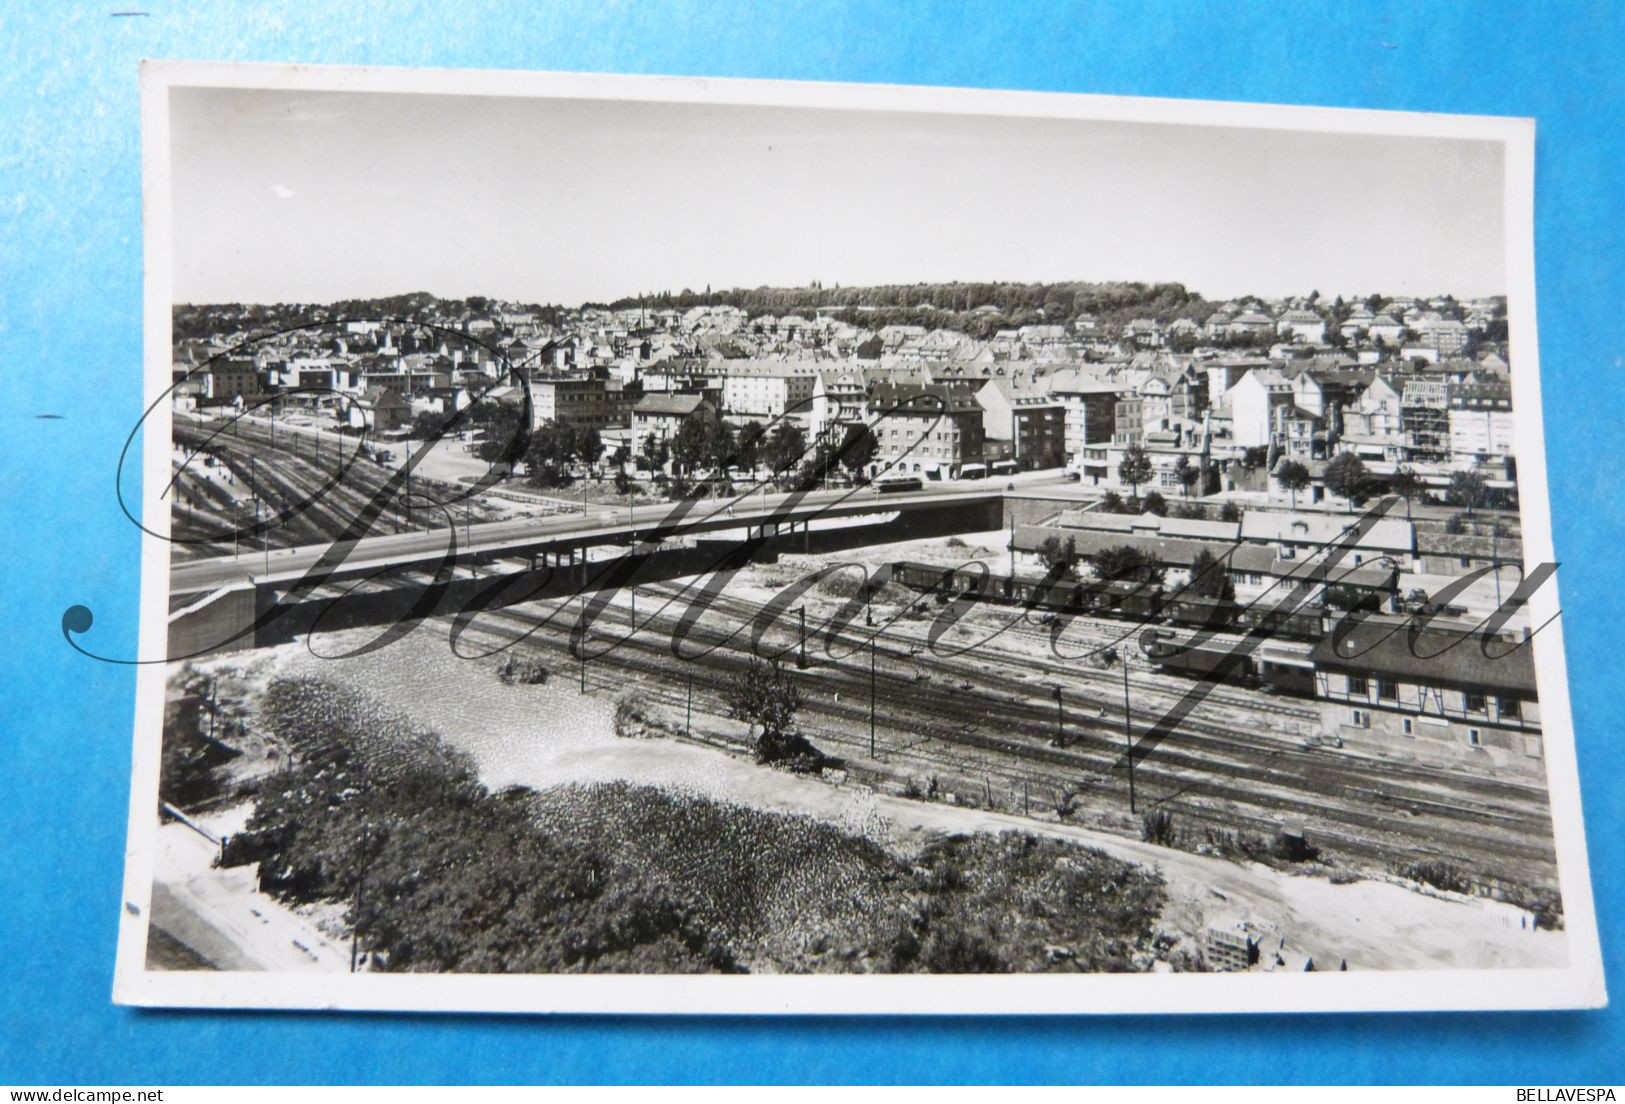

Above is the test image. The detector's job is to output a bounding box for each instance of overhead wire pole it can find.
[1122,652,1137,814]
[869,630,877,759]
[349,827,371,974]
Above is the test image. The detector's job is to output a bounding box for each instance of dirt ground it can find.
[157,623,1567,973]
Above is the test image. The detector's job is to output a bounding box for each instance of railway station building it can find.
[1308,621,1543,773]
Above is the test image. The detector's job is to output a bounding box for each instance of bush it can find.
[1397,859,1474,895]
[159,680,239,808]
[496,654,550,685]
[1219,502,1242,523]
[613,696,671,740]
[1444,513,1468,535]
[1141,809,1178,847]
[226,678,1176,975]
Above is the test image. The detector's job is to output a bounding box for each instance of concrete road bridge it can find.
[166,481,1095,658]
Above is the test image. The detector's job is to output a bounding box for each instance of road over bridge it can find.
[170,482,1017,596]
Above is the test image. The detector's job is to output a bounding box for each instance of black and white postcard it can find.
[106,61,1604,1014]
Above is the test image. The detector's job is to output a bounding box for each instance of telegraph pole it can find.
[797,605,808,669]
[686,666,693,738]
[869,631,877,758]
[1492,523,1502,605]
[349,827,370,974]
[1052,685,1064,747]
[1122,654,1137,814]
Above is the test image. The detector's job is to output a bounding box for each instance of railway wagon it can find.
[1159,592,1241,631]
[1254,640,1319,697]
[1234,602,1325,641]
[890,559,1006,599]
[1138,629,1324,701]
[887,560,1333,644]
[1138,629,1262,685]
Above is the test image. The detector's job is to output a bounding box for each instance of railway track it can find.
[172,421,501,558]
[437,573,1557,886]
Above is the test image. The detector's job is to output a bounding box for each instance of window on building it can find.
[1468,728,1482,747]
[1348,675,1369,697]
[1349,708,1369,728]
[1465,692,1487,713]
[1499,696,1521,719]
[1402,718,1414,737]
[1378,679,1398,701]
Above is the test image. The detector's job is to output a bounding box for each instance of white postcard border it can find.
[115,58,1606,1015]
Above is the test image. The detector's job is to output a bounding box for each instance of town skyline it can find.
[173,280,1508,313]
[170,87,1510,307]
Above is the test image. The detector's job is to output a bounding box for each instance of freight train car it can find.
[889,560,1327,642]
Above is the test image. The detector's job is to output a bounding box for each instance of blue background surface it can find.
[1,0,1621,1085]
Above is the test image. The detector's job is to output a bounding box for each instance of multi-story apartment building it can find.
[632,393,713,442]
[866,382,986,478]
[809,367,870,444]
[1414,317,1471,355]
[528,375,638,433]
[1447,382,1515,463]
[718,361,818,420]
[201,356,263,403]
[1222,367,1295,448]
[975,376,1065,470]
[1047,369,1120,471]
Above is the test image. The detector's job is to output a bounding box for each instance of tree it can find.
[1141,491,1168,517]
[723,657,807,763]
[409,409,451,441]
[1274,458,1311,509]
[1118,446,1153,500]
[1101,490,1126,514]
[639,432,669,473]
[1186,548,1235,601]
[1037,533,1079,578]
[1173,455,1198,498]
[671,408,731,475]
[763,422,809,476]
[1390,464,1421,519]
[1091,544,1165,587]
[574,426,603,470]
[1219,501,1242,524]
[473,403,526,465]
[1323,451,1368,512]
[838,424,880,478]
[1448,467,1489,516]
[734,420,766,471]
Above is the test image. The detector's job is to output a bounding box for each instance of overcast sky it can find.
[170,86,1508,306]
